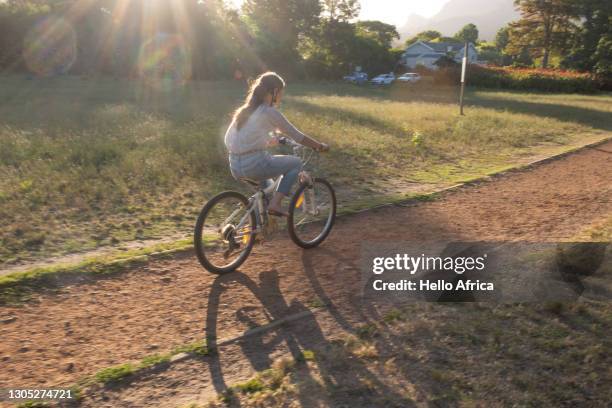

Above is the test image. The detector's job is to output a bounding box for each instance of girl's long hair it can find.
[233,72,285,130]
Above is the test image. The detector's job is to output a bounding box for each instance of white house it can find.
[400,41,478,70]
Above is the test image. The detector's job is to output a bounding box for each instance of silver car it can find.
[397,73,422,83]
[370,73,395,85]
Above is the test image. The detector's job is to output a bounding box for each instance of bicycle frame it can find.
[230,177,281,241]
[231,139,320,242]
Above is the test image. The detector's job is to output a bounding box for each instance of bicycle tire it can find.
[287,178,336,249]
[194,191,256,274]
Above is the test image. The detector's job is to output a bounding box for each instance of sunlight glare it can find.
[23,16,77,76]
[137,33,192,92]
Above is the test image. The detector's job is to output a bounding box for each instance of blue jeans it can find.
[229,151,302,195]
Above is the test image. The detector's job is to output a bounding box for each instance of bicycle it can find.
[194,137,337,274]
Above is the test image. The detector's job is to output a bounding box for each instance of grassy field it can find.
[1,75,610,266]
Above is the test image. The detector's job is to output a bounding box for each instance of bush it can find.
[433,65,604,93]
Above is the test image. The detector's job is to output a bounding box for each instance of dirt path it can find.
[0,142,611,405]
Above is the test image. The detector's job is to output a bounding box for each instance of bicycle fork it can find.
[298,185,318,216]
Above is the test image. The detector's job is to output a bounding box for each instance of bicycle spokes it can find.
[194,192,256,273]
[288,179,336,247]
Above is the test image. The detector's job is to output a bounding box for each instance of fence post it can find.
[459,41,468,116]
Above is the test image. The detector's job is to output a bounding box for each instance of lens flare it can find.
[137,33,192,91]
[23,16,77,76]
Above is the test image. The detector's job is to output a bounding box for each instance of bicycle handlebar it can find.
[277,136,319,166]
[278,136,328,153]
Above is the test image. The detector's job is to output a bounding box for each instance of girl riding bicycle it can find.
[224,72,329,217]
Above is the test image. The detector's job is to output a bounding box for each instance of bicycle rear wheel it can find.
[194,191,256,274]
[288,178,336,249]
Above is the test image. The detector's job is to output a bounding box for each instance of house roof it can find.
[423,41,465,53]
[406,40,474,54]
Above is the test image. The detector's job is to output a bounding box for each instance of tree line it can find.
[0,0,608,80]
[0,0,401,80]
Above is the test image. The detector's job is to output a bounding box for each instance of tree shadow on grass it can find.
[465,94,612,132]
[290,82,612,133]
[288,82,460,105]
[290,88,612,142]
[287,98,412,140]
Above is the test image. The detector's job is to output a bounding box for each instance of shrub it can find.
[434,65,603,93]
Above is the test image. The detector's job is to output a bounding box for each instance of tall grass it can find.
[0,76,610,265]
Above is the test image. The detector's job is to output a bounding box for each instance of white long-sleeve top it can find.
[224,105,306,155]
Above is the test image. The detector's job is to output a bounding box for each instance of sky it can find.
[357,0,449,26]
[229,0,450,27]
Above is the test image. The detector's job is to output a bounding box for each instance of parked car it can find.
[397,73,422,83]
[343,72,368,84]
[370,73,395,85]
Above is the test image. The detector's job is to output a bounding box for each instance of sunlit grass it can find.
[0,75,610,265]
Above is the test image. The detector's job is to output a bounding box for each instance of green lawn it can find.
[1,76,610,266]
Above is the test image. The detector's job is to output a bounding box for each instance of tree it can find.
[300,1,356,77]
[492,26,514,66]
[561,0,611,75]
[495,26,510,50]
[477,42,503,65]
[356,20,399,49]
[435,36,464,44]
[593,32,611,77]
[243,0,321,36]
[509,0,578,68]
[322,0,360,22]
[300,3,398,80]
[243,0,322,74]
[301,0,401,79]
[454,23,479,44]
[404,30,442,46]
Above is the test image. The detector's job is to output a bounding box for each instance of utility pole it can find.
[459,41,468,116]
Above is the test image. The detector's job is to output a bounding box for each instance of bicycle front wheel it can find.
[288,178,336,249]
[194,191,256,274]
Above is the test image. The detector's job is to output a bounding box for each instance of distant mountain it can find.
[402,13,428,33]
[399,0,520,42]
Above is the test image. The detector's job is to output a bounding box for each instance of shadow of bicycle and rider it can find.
[203,245,429,407]
[202,236,612,406]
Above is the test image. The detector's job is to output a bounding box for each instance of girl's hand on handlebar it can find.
[267,135,282,147]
